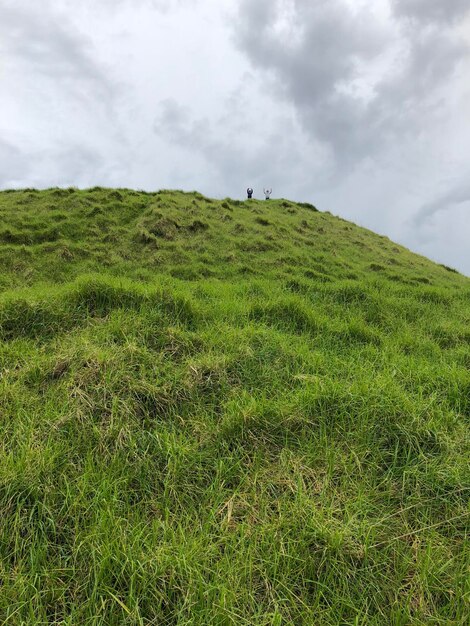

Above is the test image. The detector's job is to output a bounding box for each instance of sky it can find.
[1,0,469,274]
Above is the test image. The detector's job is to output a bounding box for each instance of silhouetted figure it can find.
[263,187,272,200]
[247,187,253,199]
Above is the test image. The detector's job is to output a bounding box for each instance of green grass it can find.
[0,187,469,625]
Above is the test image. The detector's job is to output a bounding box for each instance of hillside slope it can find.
[0,188,469,625]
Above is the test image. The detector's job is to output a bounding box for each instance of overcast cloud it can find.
[1,0,469,274]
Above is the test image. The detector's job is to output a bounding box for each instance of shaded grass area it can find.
[0,188,469,624]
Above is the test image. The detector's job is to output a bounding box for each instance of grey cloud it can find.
[154,98,261,181]
[392,0,470,24]
[232,0,469,171]
[0,2,115,102]
[376,30,467,133]
[412,180,470,226]
[0,1,129,189]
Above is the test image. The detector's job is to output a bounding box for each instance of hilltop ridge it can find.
[0,187,466,292]
[0,188,468,625]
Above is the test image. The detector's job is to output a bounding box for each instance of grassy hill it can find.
[0,187,469,625]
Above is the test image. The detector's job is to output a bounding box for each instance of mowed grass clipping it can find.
[0,187,469,625]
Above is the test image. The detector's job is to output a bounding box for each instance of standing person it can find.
[247,187,253,199]
[263,187,272,200]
